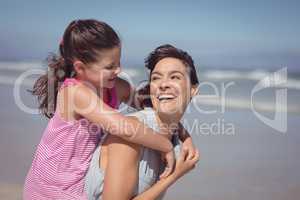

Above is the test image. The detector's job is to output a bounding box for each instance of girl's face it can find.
[75,46,121,89]
[150,57,198,118]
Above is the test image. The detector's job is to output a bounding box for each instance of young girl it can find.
[23,19,178,199]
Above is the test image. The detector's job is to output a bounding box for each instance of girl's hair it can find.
[138,44,199,108]
[31,19,121,118]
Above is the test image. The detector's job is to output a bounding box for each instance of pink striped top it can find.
[23,78,118,199]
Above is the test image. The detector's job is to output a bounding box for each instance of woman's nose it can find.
[159,80,170,90]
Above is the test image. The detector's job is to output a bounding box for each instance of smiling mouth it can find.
[157,94,176,102]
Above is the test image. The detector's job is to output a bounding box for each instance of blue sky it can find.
[1,0,299,70]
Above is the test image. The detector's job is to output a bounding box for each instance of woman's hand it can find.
[130,147,200,200]
[182,137,197,160]
[159,149,175,179]
[173,147,200,180]
[159,137,198,179]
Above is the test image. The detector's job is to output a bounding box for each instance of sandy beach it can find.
[0,183,22,200]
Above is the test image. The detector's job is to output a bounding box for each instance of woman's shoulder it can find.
[126,108,154,122]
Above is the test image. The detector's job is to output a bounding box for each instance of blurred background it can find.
[0,0,299,199]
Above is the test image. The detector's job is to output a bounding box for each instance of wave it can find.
[193,96,300,114]
[0,62,43,71]
[0,74,298,114]
[0,75,33,87]
[1,62,300,90]
[201,69,300,90]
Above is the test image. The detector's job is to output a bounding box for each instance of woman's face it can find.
[75,46,121,89]
[150,57,197,117]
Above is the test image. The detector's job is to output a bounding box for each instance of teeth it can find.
[158,94,175,101]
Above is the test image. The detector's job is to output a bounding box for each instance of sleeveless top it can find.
[23,78,118,200]
[84,107,181,200]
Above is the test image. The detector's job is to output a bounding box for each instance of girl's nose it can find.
[115,66,121,75]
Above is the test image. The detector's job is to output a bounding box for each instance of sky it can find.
[0,0,299,70]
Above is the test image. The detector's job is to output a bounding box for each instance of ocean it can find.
[0,61,299,200]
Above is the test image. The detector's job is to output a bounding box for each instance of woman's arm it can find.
[102,135,141,200]
[102,135,200,200]
[132,146,199,200]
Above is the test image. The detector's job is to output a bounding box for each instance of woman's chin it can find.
[158,109,181,118]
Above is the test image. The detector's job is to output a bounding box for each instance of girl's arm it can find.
[102,135,200,200]
[72,83,172,153]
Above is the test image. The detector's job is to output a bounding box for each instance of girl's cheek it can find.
[100,71,109,78]
[106,70,114,76]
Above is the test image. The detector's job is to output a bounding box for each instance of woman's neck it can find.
[154,111,182,140]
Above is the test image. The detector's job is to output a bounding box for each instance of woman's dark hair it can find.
[138,44,199,108]
[31,19,121,118]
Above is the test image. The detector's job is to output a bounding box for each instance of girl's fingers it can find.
[187,148,195,160]
[160,150,175,179]
[160,157,174,179]
[179,147,189,162]
[184,150,199,171]
[191,149,200,163]
[159,166,171,179]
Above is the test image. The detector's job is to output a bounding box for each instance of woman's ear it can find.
[73,60,85,76]
[191,84,199,98]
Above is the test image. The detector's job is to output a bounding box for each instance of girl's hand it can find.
[159,149,175,179]
[182,137,196,160]
[173,147,200,180]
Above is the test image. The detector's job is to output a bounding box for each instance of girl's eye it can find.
[106,65,114,70]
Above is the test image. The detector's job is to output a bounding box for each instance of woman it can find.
[85,44,200,200]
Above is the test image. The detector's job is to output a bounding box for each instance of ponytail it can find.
[31,53,71,118]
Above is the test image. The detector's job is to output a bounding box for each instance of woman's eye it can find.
[171,75,180,80]
[151,76,159,81]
